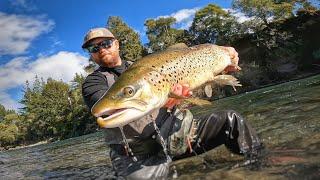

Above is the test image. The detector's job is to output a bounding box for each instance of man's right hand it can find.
[164,84,192,109]
[219,46,241,73]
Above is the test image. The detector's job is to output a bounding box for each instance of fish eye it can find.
[123,86,135,97]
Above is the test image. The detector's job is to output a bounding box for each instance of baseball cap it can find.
[82,28,115,48]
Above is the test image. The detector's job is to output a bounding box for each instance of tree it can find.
[0,109,21,148]
[145,17,187,52]
[19,77,71,140]
[107,16,144,62]
[0,123,19,147]
[232,0,304,52]
[231,1,319,88]
[232,0,295,26]
[18,74,97,143]
[189,4,239,45]
[40,78,71,138]
[66,73,96,138]
[297,0,318,14]
[0,104,6,122]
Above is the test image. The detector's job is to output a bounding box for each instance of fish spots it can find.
[144,46,228,94]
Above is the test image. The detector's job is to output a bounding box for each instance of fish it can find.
[91,43,241,128]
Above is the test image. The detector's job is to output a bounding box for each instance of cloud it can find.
[0,51,88,110]
[156,7,200,29]
[0,91,23,111]
[0,12,54,55]
[153,7,253,30]
[224,9,253,23]
[170,8,200,23]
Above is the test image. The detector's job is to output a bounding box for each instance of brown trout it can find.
[92,43,241,128]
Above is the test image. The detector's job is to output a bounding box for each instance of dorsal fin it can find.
[166,43,188,50]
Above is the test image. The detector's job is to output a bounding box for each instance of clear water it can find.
[175,74,320,179]
[0,132,114,179]
[1,75,319,179]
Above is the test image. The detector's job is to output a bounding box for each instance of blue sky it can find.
[0,0,236,110]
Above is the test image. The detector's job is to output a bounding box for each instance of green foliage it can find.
[107,16,144,61]
[0,107,21,148]
[0,123,19,147]
[145,17,187,52]
[67,74,96,137]
[232,0,295,25]
[189,4,239,45]
[18,75,96,143]
[297,0,319,14]
[0,104,7,122]
[20,78,68,139]
[1,73,97,148]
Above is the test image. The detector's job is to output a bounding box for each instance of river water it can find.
[1,75,319,179]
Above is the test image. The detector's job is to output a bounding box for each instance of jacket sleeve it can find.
[82,71,109,110]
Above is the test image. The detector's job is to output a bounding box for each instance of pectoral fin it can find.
[168,92,187,99]
[168,93,212,106]
[185,97,212,106]
[212,75,242,91]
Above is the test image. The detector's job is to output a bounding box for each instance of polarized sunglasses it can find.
[85,39,114,53]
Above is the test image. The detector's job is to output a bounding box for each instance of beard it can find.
[99,53,120,67]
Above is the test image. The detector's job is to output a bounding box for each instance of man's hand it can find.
[164,46,239,109]
[164,84,192,109]
[220,46,240,73]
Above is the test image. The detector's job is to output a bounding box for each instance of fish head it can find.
[91,67,170,128]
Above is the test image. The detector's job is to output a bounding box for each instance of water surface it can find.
[1,75,319,179]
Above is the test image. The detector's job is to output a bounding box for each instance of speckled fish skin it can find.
[92,43,241,128]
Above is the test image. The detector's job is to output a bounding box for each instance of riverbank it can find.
[0,140,51,151]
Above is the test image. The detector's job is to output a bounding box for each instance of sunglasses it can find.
[85,39,114,53]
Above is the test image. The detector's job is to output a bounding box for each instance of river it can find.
[1,75,319,179]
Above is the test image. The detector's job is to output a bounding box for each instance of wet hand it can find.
[220,46,240,72]
[164,84,192,109]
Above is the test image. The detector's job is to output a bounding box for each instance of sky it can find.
[0,0,240,111]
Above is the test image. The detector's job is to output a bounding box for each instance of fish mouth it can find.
[96,108,144,128]
[97,108,128,120]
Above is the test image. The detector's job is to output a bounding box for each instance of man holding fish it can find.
[81,27,262,179]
